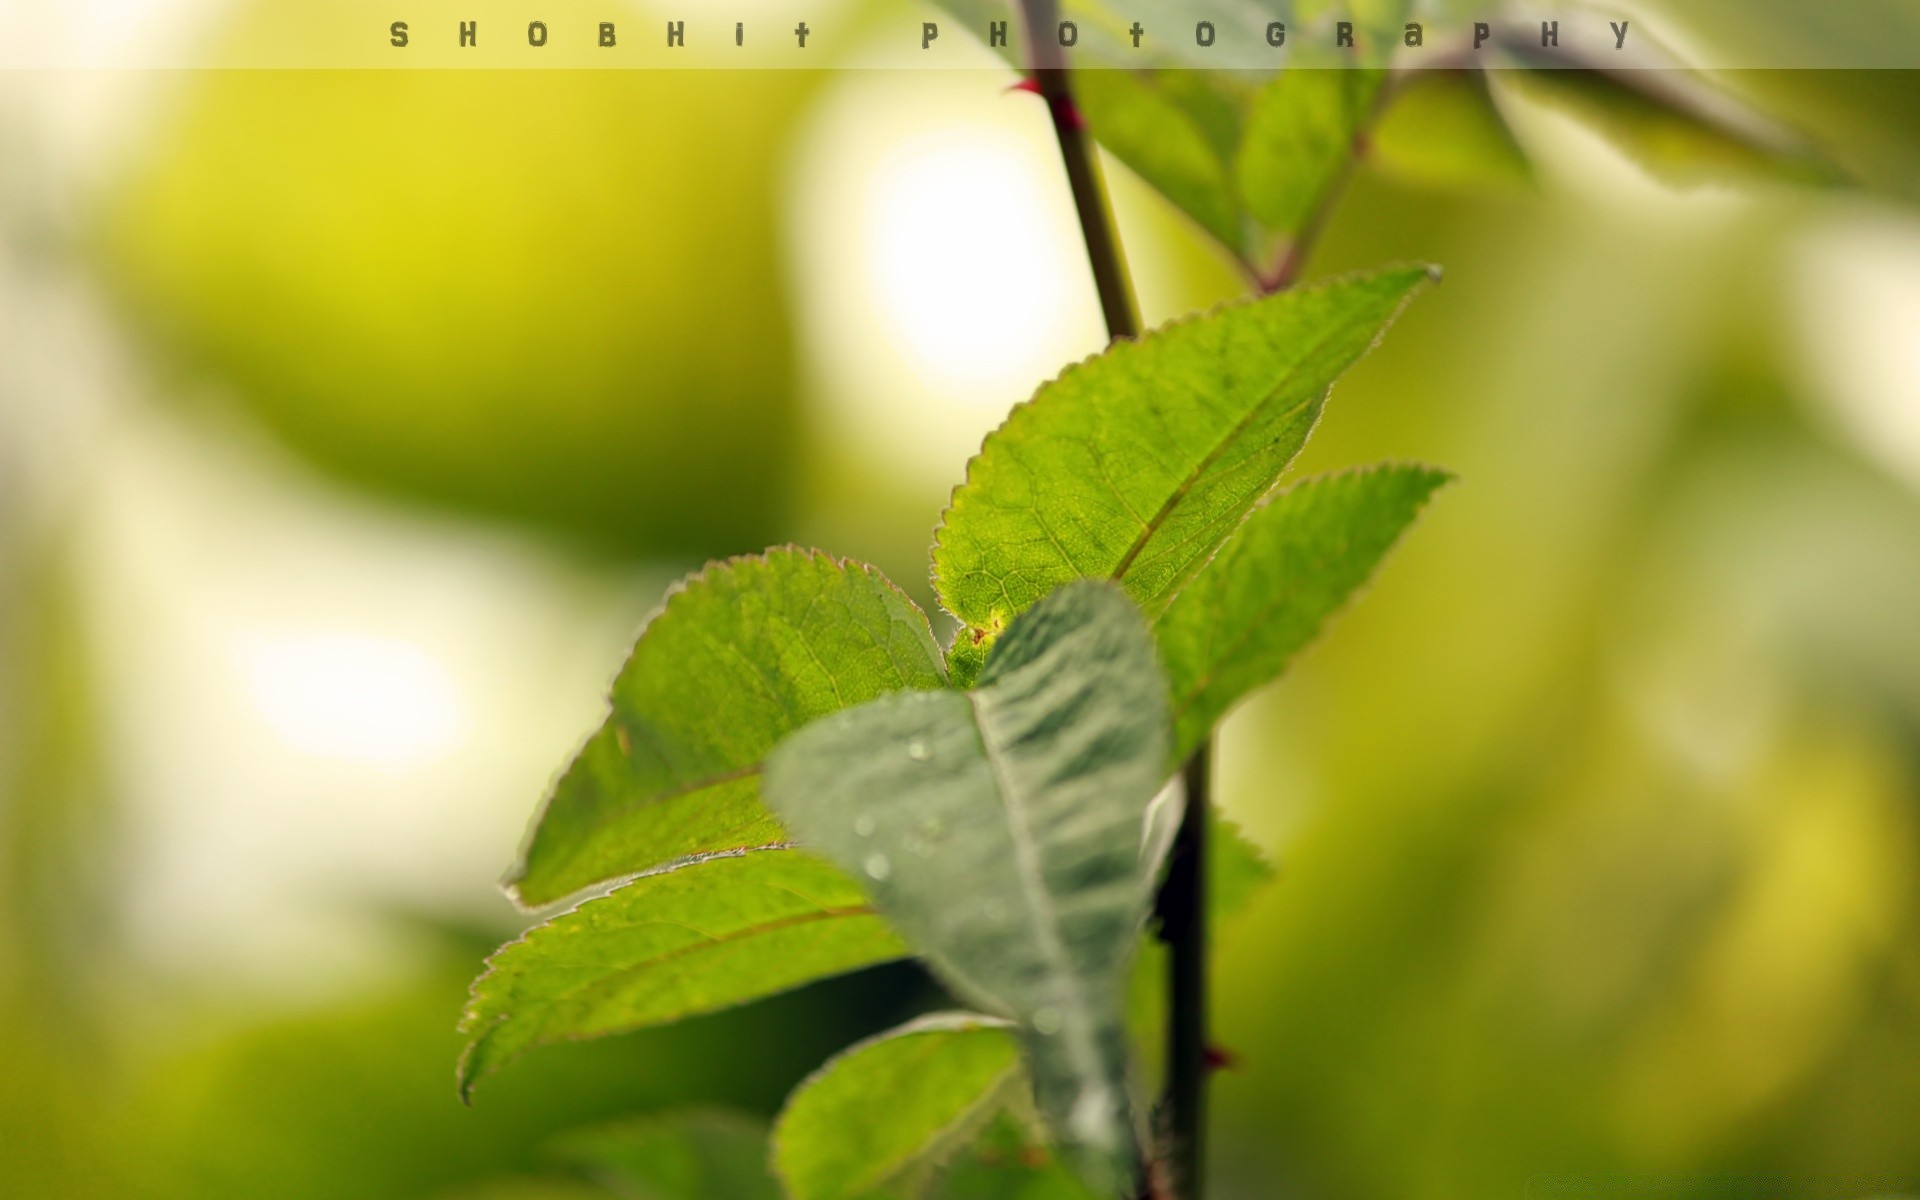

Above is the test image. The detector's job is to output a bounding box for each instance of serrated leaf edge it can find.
[772,1012,1022,1200]
[1163,460,1455,734]
[461,845,892,1102]
[927,263,1440,640]
[505,545,946,911]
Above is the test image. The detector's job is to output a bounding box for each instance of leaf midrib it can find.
[841,1038,1023,1198]
[488,902,881,1028]
[522,762,767,897]
[1165,566,1322,724]
[634,761,762,807]
[1106,298,1394,585]
[1165,471,1441,728]
[962,688,1107,1108]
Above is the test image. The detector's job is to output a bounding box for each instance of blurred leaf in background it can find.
[1366,69,1533,196]
[1617,0,1920,200]
[0,552,122,1200]
[550,1108,780,1200]
[122,945,929,1200]
[101,59,816,559]
[1195,132,1920,1195]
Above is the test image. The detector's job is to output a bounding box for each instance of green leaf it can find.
[1072,69,1251,253]
[460,849,910,1099]
[434,1180,616,1200]
[1140,793,1277,930]
[1236,68,1385,244]
[931,1115,1101,1200]
[103,70,819,559]
[1126,805,1272,1091]
[1499,65,1841,189]
[1156,464,1451,760]
[1367,69,1534,194]
[763,583,1171,1193]
[550,1109,779,1200]
[933,267,1433,670]
[915,3,1408,274]
[1210,810,1275,926]
[509,549,947,908]
[773,1014,1023,1200]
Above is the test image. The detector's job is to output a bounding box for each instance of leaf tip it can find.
[1397,459,1460,499]
[455,1005,521,1105]
[454,1045,482,1106]
[497,864,541,912]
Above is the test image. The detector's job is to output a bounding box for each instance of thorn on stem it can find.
[1007,76,1087,132]
[1204,1044,1240,1072]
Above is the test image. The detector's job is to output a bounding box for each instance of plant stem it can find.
[1257,71,1402,294]
[1016,31,1400,1199]
[1259,164,1353,293]
[1018,0,1139,341]
[1160,748,1211,1199]
[1013,9,1204,1197]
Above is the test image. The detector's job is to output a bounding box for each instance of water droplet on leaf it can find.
[1068,1085,1115,1146]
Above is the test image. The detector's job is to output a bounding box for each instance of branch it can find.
[1014,23,1391,1198]
[1018,0,1139,341]
[1013,10,1171,1197]
[1157,748,1212,1198]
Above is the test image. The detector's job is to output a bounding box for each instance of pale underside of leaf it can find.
[932,267,1434,667]
[763,583,1171,1194]
[773,1013,1024,1200]
[509,547,947,908]
[1494,58,1841,189]
[1128,798,1273,1096]
[460,849,910,1098]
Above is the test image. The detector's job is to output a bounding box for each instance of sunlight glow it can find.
[233,629,466,767]
[864,131,1071,393]
[1793,215,1920,494]
[74,404,651,990]
[786,66,1107,485]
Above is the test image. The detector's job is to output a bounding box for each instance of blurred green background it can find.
[5,1,1920,1195]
